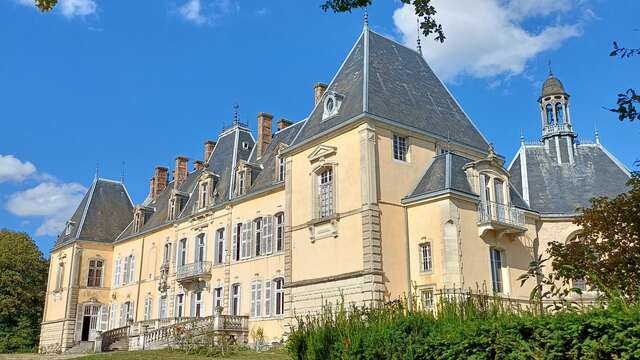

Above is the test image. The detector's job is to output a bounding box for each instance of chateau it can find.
[39,23,631,353]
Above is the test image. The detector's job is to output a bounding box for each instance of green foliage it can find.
[287,295,640,359]
[0,229,49,353]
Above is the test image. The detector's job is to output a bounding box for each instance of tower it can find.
[538,71,576,164]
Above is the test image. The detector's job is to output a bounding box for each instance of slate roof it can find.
[508,143,630,215]
[405,152,529,210]
[55,178,134,248]
[290,27,489,153]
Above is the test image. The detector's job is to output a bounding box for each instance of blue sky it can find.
[1,0,638,256]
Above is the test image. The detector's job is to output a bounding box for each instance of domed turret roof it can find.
[541,74,566,97]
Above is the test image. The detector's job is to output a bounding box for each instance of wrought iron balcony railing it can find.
[478,201,525,228]
[176,261,211,281]
[542,123,573,136]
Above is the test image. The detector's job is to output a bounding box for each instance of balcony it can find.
[176,261,211,282]
[478,201,526,238]
[542,123,573,137]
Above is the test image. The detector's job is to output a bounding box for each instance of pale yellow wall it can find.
[76,242,114,307]
[289,125,365,281]
[43,244,75,322]
[406,199,446,292]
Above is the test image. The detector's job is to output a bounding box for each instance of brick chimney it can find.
[204,140,216,163]
[314,83,328,105]
[277,118,293,131]
[257,112,273,157]
[194,160,205,171]
[150,166,168,200]
[174,156,189,188]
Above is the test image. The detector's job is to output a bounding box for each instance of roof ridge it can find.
[75,178,98,239]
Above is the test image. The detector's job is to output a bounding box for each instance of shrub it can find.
[287,294,640,359]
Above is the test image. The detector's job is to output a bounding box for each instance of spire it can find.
[595,121,600,144]
[416,17,422,56]
[520,129,525,145]
[233,103,240,126]
[548,60,553,76]
[363,8,368,29]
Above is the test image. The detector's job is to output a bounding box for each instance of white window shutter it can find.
[256,282,262,317]
[110,303,117,329]
[114,257,121,289]
[264,281,271,317]
[99,304,108,331]
[264,216,273,254]
[75,304,84,342]
[119,303,125,327]
[190,294,195,317]
[250,283,256,317]
[232,225,238,261]
[129,256,136,284]
[130,300,135,323]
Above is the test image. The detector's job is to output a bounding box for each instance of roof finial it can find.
[548,60,553,76]
[363,8,369,28]
[520,128,525,145]
[416,17,422,56]
[95,162,99,180]
[120,161,125,183]
[594,121,600,144]
[233,103,240,126]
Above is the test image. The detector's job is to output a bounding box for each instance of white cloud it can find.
[0,154,36,183]
[6,182,87,236]
[393,0,583,81]
[178,0,238,25]
[13,0,96,18]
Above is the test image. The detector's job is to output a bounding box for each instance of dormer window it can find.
[167,191,188,221]
[235,164,252,197]
[322,92,343,120]
[242,142,249,150]
[238,171,246,195]
[133,206,153,233]
[199,182,209,209]
[276,155,285,182]
[64,221,75,236]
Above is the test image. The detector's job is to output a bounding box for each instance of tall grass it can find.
[287,290,640,359]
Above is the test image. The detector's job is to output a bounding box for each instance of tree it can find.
[609,42,640,122]
[545,172,640,301]
[0,230,49,353]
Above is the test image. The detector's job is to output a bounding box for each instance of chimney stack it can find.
[257,112,273,157]
[194,160,205,171]
[314,83,328,105]
[150,166,168,200]
[277,118,293,131]
[204,140,216,163]
[174,156,189,188]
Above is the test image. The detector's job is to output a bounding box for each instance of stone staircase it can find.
[65,341,95,354]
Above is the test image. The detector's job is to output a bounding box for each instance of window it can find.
[215,228,225,265]
[237,171,246,196]
[275,213,284,252]
[490,248,504,294]
[240,222,251,259]
[143,296,153,321]
[120,301,134,326]
[421,288,435,310]
[318,167,334,218]
[242,141,249,150]
[573,278,586,291]
[162,243,171,265]
[55,262,65,291]
[168,197,176,220]
[158,296,167,319]
[545,104,554,125]
[192,291,203,317]
[122,255,135,285]
[493,179,505,221]
[64,221,75,236]
[323,94,340,119]
[199,182,209,209]
[214,286,223,309]
[175,294,185,318]
[232,224,242,261]
[277,156,286,182]
[231,284,240,316]
[274,278,285,316]
[251,281,262,318]
[254,218,263,257]
[195,233,206,263]
[393,134,408,161]
[87,259,104,287]
[177,238,187,268]
[420,243,432,273]
[555,103,564,124]
[264,280,272,317]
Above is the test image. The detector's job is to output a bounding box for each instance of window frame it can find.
[274,277,285,316]
[490,247,505,294]
[215,228,225,265]
[420,287,435,310]
[276,155,286,182]
[419,242,432,273]
[392,134,409,162]
[316,166,335,219]
[87,258,104,288]
[230,283,241,316]
[275,212,284,252]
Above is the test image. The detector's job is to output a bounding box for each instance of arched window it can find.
[545,104,554,125]
[555,103,564,123]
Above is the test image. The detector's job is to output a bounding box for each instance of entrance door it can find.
[81,316,91,341]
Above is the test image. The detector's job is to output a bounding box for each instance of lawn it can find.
[79,349,289,360]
